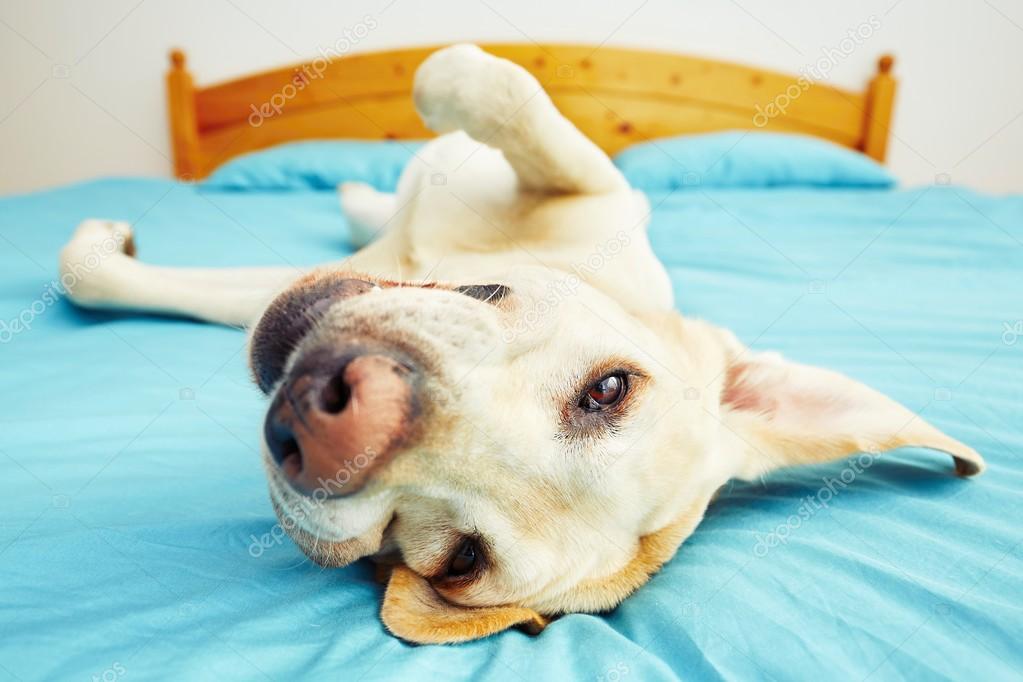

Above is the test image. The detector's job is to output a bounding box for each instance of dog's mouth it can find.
[265,468,392,567]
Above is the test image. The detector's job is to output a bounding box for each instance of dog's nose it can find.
[264,351,416,496]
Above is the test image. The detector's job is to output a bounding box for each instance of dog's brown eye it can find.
[447,538,478,577]
[580,373,627,411]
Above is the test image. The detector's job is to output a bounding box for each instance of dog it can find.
[59,44,985,644]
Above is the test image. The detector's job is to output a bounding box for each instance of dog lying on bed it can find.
[59,44,984,644]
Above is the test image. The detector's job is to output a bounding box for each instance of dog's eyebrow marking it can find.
[454,284,511,305]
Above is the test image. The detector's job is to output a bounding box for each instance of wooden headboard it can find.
[167,44,896,180]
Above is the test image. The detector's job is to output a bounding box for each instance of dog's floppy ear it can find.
[378,494,716,644]
[379,565,547,644]
[717,345,985,479]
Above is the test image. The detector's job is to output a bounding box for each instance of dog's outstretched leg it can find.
[60,220,301,327]
[413,44,627,195]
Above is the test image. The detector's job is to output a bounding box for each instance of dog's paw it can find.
[59,219,134,305]
[340,182,397,249]
[413,44,542,138]
[339,181,374,202]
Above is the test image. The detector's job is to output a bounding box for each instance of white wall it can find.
[1,0,1021,195]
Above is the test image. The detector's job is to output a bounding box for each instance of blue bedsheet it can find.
[1,178,1021,681]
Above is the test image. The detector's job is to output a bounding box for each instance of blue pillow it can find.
[203,140,425,191]
[612,131,896,191]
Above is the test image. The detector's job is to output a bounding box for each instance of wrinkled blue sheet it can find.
[1,178,1021,681]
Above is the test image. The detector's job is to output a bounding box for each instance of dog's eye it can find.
[580,373,628,411]
[447,538,478,577]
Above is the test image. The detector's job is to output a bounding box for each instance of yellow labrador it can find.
[59,44,984,644]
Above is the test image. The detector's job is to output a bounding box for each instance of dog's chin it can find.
[268,496,362,568]
[264,458,389,568]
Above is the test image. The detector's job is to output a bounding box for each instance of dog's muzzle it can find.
[263,344,418,497]
[251,274,510,497]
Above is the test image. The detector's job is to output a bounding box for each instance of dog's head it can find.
[249,266,984,644]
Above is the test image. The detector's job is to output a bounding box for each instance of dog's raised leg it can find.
[60,220,301,327]
[413,44,628,195]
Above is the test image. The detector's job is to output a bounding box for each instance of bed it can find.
[2,45,1021,681]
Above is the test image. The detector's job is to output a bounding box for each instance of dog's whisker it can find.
[394,255,404,286]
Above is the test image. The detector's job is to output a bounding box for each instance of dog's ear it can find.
[379,497,715,642]
[379,564,547,644]
[716,342,985,480]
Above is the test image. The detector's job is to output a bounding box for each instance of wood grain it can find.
[167,44,897,179]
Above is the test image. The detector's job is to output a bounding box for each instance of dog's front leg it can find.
[59,220,302,327]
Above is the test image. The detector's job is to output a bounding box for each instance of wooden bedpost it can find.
[167,49,201,180]
[862,54,896,163]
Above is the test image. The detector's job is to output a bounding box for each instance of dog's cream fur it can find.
[59,45,984,644]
